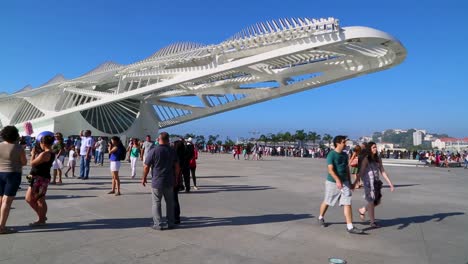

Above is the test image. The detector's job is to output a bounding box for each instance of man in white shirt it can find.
[79,130,94,179]
[140,135,154,162]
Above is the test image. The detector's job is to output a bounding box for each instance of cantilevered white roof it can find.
[226,17,339,41]
[147,42,206,60]
[80,61,123,77]
[14,85,33,94]
[40,74,67,87]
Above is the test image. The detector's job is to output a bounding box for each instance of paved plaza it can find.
[1,154,467,264]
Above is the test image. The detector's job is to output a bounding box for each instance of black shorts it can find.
[0,172,22,196]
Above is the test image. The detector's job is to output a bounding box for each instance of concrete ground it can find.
[1,154,467,264]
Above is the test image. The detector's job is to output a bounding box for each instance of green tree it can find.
[372,132,382,142]
[195,135,205,145]
[323,133,333,147]
[294,129,306,146]
[283,132,293,144]
[184,133,196,139]
[307,131,320,145]
[207,134,219,145]
[270,133,280,146]
[258,134,268,145]
[224,137,235,147]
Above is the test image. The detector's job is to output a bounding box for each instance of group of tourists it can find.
[0,126,201,233]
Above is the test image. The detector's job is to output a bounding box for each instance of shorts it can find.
[68,160,76,167]
[29,175,50,199]
[350,166,359,175]
[323,180,352,206]
[110,161,121,172]
[0,172,22,196]
[52,156,65,170]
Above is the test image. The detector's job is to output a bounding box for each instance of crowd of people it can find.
[0,127,199,233]
[1,126,466,235]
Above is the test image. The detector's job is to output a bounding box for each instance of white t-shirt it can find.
[69,150,76,161]
[141,141,154,160]
[80,136,94,156]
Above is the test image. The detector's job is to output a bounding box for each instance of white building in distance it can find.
[413,130,424,146]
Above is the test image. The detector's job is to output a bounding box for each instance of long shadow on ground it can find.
[377,212,465,230]
[326,212,464,230]
[14,195,98,200]
[185,184,275,194]
[197,175,245,179]
[17,213,312,233]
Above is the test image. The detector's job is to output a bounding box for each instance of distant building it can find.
[413,130,424,146]
[377,142,394,152]
[424,134,434,141]
[393,129,407,134]
[432,138,468,152]
[359,136,372,143]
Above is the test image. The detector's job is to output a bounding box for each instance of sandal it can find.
[0,227,17,234]
[29,221,46,227]
[370,222,381,228]
[107,191,115,194]
[115,192,121,196]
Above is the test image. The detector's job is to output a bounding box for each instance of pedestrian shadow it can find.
[46,187,110,191]
[14,195,97,200]
[186,184,275,194]
[382,184,420,188]
[327,212,464,231]
[327,212,465,231]
[376,212,465,230]
[16,217,153,233]
[197,175,245,179]
[17,213,312,233]
[177,214,312,229]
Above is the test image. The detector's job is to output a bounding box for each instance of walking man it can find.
[318,135,363,234]
[78,130,94,179]
[140,135,154,163]
[141,132,179,230]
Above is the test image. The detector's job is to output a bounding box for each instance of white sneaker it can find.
[193,186,199,190]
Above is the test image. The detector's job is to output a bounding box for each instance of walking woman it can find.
[129,138,141,179]
[51,132,66,184]
[357,142,394,228]
[108,136,123,196]
[25,134,55,227]
[0,126,27,234]
[348,145,362,188]
[188,142,199,190]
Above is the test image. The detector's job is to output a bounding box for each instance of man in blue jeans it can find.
[78,130,94,179]
[141,132,180,230]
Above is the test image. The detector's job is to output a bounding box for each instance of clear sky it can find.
[1,0,467,139]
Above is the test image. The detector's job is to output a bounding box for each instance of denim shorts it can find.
[0,171,22,196]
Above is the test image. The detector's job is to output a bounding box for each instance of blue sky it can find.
[1,0,467,139]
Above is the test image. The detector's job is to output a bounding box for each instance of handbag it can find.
[373,179,383,205]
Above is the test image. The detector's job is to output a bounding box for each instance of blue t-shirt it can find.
[110,144,124,161]
[326,150,349,183]
[144,144,178,189]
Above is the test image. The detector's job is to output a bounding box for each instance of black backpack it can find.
[118,144,126,161]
